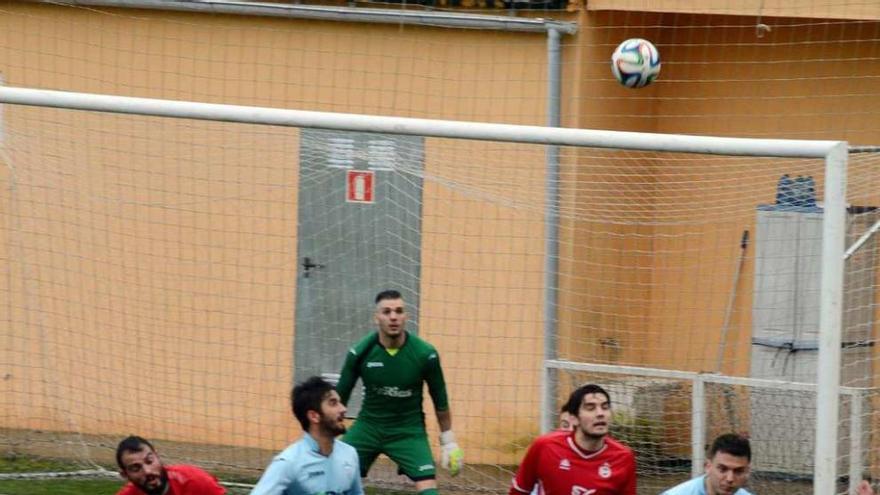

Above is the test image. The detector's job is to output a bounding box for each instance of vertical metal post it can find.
[691,376,706,477]
[814,142,848,495]
[848,390,864,495]
[541,27,562,434]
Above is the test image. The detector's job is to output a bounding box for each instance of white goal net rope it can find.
[2,90,878,495]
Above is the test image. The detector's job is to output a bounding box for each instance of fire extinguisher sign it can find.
[346,170,375,204]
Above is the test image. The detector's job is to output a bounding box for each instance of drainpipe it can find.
[541,26,562,434]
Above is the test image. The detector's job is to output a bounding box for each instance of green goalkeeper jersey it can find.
[337,331,449,428]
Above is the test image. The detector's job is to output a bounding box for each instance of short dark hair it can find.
[563,384,611,416]
[375,289,402,304]
[116,435,155,470]
[291,376,336,431]
[708,433,751,462]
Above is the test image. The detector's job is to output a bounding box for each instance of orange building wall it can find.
[0,1,552,466]
[2,0,880,470]
[560,10,880,375]
[588,0,880,21]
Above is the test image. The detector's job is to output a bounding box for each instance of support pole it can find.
[692,376,706,477]
[541,27,562,434]
[848,390,864,495]
[813,142,848,495]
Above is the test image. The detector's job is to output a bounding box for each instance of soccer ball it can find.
[611,38,661,88]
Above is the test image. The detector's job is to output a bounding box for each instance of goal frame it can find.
[0,85,849,495]
[544,360,867,495]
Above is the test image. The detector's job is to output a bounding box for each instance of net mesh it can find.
[1,1,880,494]
[3,103,880,495]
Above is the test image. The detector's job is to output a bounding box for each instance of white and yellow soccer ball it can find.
[611,38,661,88]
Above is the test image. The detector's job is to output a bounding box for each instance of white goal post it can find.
[545,360,868,495]
[0,86,849,495]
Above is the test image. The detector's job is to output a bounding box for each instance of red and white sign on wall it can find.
[346,170,375,204]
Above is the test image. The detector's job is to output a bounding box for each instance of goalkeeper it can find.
[337,289,463,495]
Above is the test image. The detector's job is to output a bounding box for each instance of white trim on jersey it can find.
[511,478,533,494]
[566,437,608,460]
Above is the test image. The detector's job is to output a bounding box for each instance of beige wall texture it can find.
[560,9,880,465]
[563,10,880,376]
[0,1,552,468]
[588,0,880,21]
[1,0,880,473]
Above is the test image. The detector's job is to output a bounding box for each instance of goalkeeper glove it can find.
[440,430,464,477]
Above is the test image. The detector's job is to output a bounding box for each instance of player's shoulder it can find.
[660,475,705,495]
[334,437,360,458]
[405,332,439,356]
[542,429,571,441]
[166,464,213,479]
[331,439,361,478]
[288,437,316,457]
[264,439,312,476]
[532,430,569,449]
[349,332,381,356]
[115,484,138,495]
[166,464,223,490]
[604,436,635,457]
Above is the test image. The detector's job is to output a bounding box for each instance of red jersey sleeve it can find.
[170,465,227,495]
[620,451,637,495]
[509,437,544,495]
[115,484,136,495]
[187,472,226,495]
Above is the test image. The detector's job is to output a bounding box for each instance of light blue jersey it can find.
[661,475,753,495]
[251,433,363,495]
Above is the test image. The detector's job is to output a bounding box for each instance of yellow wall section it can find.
[0,2,551,465]
[1,1,880,470]
[588,0,880,21]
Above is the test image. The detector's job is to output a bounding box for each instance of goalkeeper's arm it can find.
[425,348,463,475]
[437,409,464,476]
[336,347,361,405]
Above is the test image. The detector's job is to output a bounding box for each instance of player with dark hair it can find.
[661,433,752,495]
[510,384,636,495]
[336,289,462,495]
[115,435,225,495]
[251,376,363,495]
[529,402,580,495]
[557,407,577,432]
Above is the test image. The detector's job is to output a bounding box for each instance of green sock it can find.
[418,488,439,495]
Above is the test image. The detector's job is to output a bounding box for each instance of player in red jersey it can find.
[510,384,636,495]
[530,405,580,495]
[115,435,226,495]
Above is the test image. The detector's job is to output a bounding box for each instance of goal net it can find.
[1,87,876,495]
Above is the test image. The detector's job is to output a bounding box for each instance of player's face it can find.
[375,298,407,339]
[575,392,611,439]
[559,411,577,431]
[704,451,750,495]
[318,390,348,437]
[119,446,168,495]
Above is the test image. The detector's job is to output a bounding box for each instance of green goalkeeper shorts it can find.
[343,420,436,481]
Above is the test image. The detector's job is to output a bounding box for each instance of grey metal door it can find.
[294,129,424,415]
